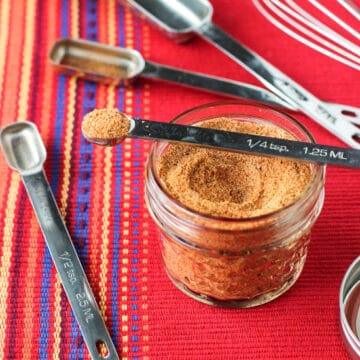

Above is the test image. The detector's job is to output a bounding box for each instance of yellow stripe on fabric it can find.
[124,8,134,49]
[119,10,137,359]
[98,146,112,321]
[120,112,134,359]
[108,0,117,47]
[17,0,40,352]
[0,0,10,110]
[51,272,63,360]
[140,23,151,356]
[98,0,117,324]
[121,143,132,360]
[52,1,80,358]
[0,173,21,356]
[58,0,79,220]
[0,0,36,355]
[21,217,43,360]
[17,0,36,120]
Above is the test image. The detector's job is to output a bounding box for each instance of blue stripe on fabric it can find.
[130,15,144,358]
[108,3,127,348]
[37,0,70,353]
[66,1,100,358]
[67,80,97,360]
[117,2,126,47]
[111,102,124,348]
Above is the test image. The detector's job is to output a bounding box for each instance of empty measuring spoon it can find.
[50,37,292,109]
[0,122,119,360]
[121,0,360,148]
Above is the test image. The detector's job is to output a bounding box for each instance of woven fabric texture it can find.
[0,0,359,359]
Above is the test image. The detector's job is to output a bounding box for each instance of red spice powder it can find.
[82,108,130,139]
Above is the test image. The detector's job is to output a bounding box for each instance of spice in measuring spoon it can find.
[82,108,132,146]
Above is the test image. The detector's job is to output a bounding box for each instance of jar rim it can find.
[148,100,326,224]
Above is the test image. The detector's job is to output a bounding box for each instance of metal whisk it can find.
[254,0,360,71]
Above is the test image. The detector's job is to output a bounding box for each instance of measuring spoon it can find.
[50,37,293,109]
[120,0,360,148]
[49,38,360,126]
[81,109,360,169]
[0,122,119,360]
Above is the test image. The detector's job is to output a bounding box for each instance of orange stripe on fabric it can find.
[38,0,60,143]
[46,5,62,360]
[15,0,63,358]
[59,0,79,219]
[53,0,80,358]
[0,0,25,125]
[38,45,59,360]
[20,216,42,360]
[0,172,21,358]
[86,0,112,299]
[118,9,137,359]
[86,84,108,303]
[140,23,151,357]
[0,0,35,356]
[0,165,11,251]
[0,0,16,254]
[9,0,39,357]
[17,0,37,120]
[94,0,118,329]
[120,138,133,360]
[0,0,10,117]
[17,0,62,355]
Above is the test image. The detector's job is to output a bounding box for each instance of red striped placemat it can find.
[0,1,360,359]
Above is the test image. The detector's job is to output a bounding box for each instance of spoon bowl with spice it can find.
[82,106,360,169]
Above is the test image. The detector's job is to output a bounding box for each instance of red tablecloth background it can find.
[0,1,360,359]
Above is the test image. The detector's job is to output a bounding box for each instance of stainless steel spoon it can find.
[50,37,360,125]
[49,37,293,109]
[120,0,360,148]
[82,111,360,169]
[0,121,119,360]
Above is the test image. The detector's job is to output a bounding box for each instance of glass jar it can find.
[145,101,325,308]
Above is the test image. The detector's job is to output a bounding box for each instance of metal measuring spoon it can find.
[0,122,119,360]
[49,38,360,125]
[120,0,360,148]
[81,108,360,169]
[49,38,293,109]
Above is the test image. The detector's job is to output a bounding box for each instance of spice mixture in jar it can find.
[157,118,311,219]
[145,101,325,308]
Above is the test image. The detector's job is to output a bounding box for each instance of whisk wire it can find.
[253,0,360,72]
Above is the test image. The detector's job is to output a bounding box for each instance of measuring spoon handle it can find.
[22,171,119,360]
[130,118,360,168]
[198,22,360,148]
[142,61,293,109]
